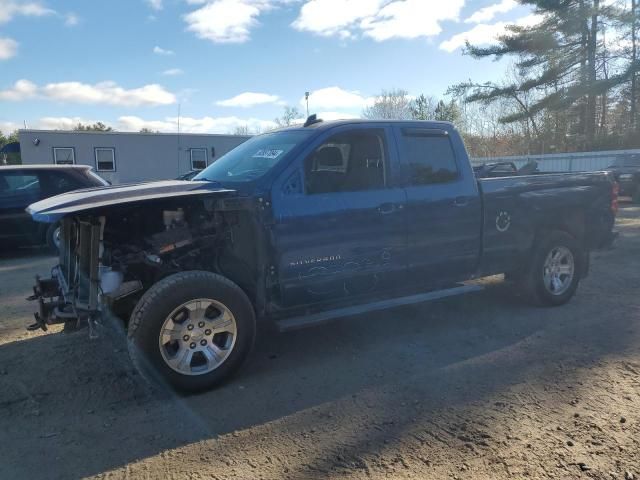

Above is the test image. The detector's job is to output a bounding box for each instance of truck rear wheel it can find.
[518,231,583,306]
[127,271,256,393]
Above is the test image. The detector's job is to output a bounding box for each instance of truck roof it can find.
[281,118,456,132]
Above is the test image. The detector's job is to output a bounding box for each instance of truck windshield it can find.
[194,130,312,182]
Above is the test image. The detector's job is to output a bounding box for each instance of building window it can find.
[95,147,116,171]
[53,147,75,165]
[190,148,208,170]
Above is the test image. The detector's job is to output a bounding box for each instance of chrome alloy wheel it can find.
[158,298,237,376]
[542,246,575,296]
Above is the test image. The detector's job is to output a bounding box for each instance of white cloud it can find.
[64,12,79,26]
[302,86,373,111]
[0,1,55,24]
[0,79,38,100]
[0,37,18,60]
[162,68,184,76]
[183,0,293,43]
[363,0,464,41]
[292,0,384,39]
[0,117,102,131]
[146,0,163,10]
[42,81,177,106]
[153,45,175,55]
[439,14,541,52]
[118,115,277,133]
[37,116,100,130]
[464,0,517,24]
[0,120,21,133]
[216,91,281,107]
[0,79,177,106]
[315,111,360,120]
[184,0,263,43]
[292,0,464,41]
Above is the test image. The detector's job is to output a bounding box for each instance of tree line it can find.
[452,0,639,156]
[358,1,639,158]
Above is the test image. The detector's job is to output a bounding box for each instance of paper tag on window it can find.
[252,149,284,159]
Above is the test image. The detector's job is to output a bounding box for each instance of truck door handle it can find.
[453,196,468,207]
[377,202,396,215]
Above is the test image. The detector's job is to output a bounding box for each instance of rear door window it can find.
[400,129,459,185]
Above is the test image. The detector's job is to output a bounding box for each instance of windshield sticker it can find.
[252,149,284,159]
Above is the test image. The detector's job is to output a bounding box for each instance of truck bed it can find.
[477,171,616,276]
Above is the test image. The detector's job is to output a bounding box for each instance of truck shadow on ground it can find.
[0,205,638,479]
[0,277,638,479]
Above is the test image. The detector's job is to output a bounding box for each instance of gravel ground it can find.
[0,204,638,480]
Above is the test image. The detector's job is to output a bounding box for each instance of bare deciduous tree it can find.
[362,89,413,120]
[274,106,302,128]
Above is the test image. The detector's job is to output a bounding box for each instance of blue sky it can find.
[0,0,534,134]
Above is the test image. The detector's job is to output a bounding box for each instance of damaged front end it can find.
[27,217,103,333]
[25,180,250,335]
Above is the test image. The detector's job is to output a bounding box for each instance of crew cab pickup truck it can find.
[26,119,618,392]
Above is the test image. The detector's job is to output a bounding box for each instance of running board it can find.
[275,284,484,332]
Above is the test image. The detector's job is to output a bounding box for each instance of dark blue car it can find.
[0,164,108,252]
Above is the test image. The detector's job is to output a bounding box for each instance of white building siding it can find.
[18,130,250,184]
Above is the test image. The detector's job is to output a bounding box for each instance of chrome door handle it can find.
[453,196,468,207]
[377,203,396,214]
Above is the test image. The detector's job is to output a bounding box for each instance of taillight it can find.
[611,181,619,215]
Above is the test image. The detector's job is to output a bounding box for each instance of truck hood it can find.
[27,180,236,223]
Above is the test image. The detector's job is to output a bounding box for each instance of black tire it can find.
[517,231,584,307]
[45,222,61,253]
[128,271,256,393]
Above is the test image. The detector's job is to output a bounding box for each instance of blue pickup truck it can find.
[27,119,617,392]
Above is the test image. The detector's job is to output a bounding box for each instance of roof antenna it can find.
[303,114,322,127]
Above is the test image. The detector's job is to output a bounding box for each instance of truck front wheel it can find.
[518,231,584,306]
[127,271,256,393]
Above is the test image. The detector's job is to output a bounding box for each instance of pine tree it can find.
[459,0,624,150]
[410,94,437,120]
[629,0,638,129]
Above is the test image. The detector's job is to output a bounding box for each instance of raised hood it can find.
[27,180,236,223]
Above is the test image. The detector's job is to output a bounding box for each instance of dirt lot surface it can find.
[0,205,639,480]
